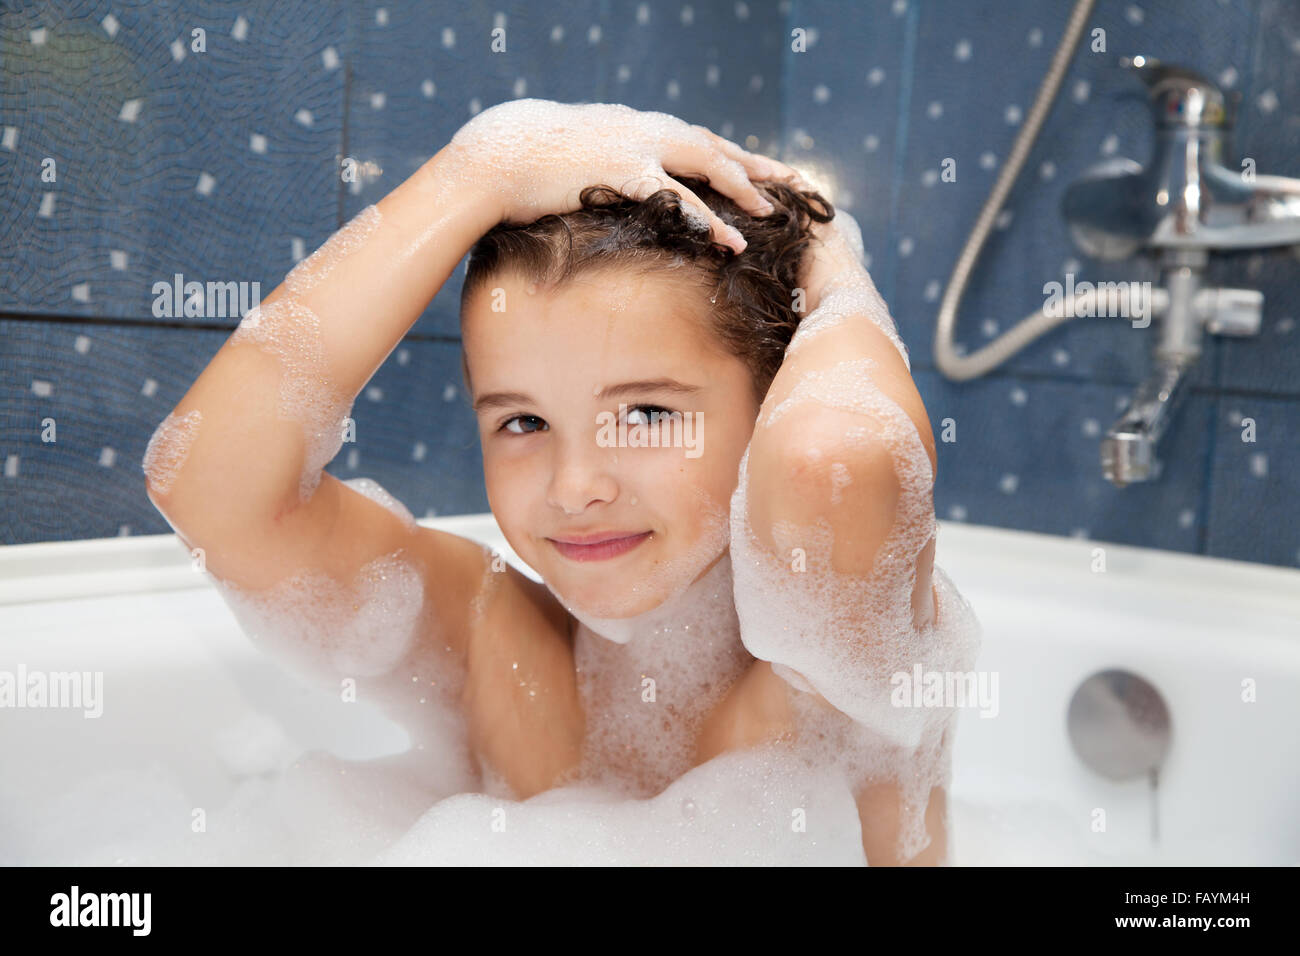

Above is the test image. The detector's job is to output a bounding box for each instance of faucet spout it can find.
[1100,352,1198,487]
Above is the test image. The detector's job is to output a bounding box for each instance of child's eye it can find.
[625,405,681,427]
[500,414,547,434]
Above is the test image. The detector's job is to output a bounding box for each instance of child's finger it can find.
[661,140,775,217]
[688,124,780,180]
[619,171,746,253]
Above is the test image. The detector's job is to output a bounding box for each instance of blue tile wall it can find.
[2,0,1297,569]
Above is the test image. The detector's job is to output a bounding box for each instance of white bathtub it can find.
[2,514,1297,865]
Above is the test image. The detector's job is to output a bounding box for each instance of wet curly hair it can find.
[459,175,835,406]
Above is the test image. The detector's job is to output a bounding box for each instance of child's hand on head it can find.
[443,99,799,253]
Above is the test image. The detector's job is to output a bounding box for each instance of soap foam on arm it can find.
[728,319,982,863]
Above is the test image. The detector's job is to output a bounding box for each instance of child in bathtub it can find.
[144,100,977,866]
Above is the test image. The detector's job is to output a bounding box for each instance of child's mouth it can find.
[547,531,653,562]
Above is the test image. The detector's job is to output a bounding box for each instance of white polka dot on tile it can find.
[442,27,455,48]
[30,28,47,46]
[927,101,943,119]
[948,504,968,521]
[295,109,314,127]
[74,335,91,354]
[249,133,267,154]
[588,24,602,43]
[37,193,55,218]
[1249,453,1268,478]
[110,247,130,271]
[666,80,680,99]
[32,379,53,398]
[864,133,879,152]
[736,2,750,20]
[1125,5,1145,25]
[1010,387,1027,406]
[618,65,632,83]
[118,525,132,537]
[71,283,90,303]
[954,39,971,61]
[412,442,427,462]
[119,99,142,123]
[898,237,914,256]
[813,84,830,103]
[1027,27,1042,47]
[365,386,383,402]
[1178,508,1195,528]
[376,8,389,26]
[924,280,941,301]
[396,348,409,366]
[370,92,386,110]
[892,0,907,15]
[1052,348,1070,366]
[980,151,997,169]
[170,38,186,62]
[442,383,458,402]
[996,209,1014,229]
[868,67,885,86]
[231,16,249,41]
[981,318,998,338]
[637,3,650,25]
[1039,160,1056,180]
[681,6,694,26]
[196,172,215,196]
[922,169,938,187]
[101,13,120,37]
[999,473,1019,494]
[4,455,18,478]
[142,378,158,397]
[1082,418,1100,437]
[748,74,763,92]
[421,79,436,98]
[1257,89,1279,114]
[99,447,117,468]
[346,448,360,469]
[322,46,339,70]
[1073,79,1090,104]
[1070,528,1089,539]
[1218,66,1238,89]
[1005,104,1022,125]
[1101,133,1119,155]
[1,126,17,150]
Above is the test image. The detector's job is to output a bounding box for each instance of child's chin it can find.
[552,576,668,620]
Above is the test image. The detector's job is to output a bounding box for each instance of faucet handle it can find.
[1120,55,1230,129]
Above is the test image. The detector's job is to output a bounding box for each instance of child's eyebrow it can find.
[473,378,702,413]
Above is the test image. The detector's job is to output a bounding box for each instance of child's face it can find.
[462,266,761,618]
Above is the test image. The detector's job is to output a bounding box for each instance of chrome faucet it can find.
[1062,56,1299,486]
